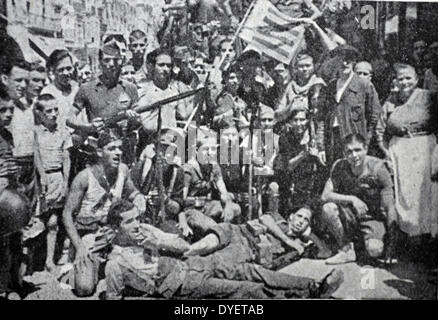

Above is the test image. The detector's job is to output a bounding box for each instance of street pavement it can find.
[21,259,437,300]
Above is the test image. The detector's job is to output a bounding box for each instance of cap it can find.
[101,41,121,57]
[260,104,274,119]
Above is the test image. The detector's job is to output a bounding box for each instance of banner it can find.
[238,0,305,65]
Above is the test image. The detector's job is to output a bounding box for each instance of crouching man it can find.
[104,199,344,299]
[320,134,396,265]
[62,127,146,297]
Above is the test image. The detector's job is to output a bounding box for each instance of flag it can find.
[238,0,305,65]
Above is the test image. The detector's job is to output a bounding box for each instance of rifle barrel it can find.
[103,87,205,126]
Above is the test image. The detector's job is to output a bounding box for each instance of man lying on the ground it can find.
[103,199,344,299]
[182,207,329,269]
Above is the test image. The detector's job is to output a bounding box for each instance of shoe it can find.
[325,247,356,265]
[318,269,344,298]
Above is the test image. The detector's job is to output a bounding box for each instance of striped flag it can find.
[238,0,305,65]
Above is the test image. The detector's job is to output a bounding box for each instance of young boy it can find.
[33,93,72,273]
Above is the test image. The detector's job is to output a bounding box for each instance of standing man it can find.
[71,42,140,166]
[266,63,291,109]
[0,56,35,197]
[41,49,79,130]
[322,45,381,166]
[275,52,326,122]
[136,48,193,142]
[128,29,149,88]
[320,134,395,264]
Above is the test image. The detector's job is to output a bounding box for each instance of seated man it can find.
[178,137,241,237]
[130,127,185,229]
[62,127,147,296]
[320,134,395,265]
[104,199,344,299]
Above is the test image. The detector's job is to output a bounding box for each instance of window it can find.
[26,1,30,12]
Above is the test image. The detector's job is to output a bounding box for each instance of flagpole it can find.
[210,0,258,81]
[182,0,258,133]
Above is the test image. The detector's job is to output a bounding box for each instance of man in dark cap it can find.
[320,44,381,166]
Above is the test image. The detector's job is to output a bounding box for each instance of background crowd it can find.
[1,0,438,300]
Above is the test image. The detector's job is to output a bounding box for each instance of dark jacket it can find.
[322,73,381,161]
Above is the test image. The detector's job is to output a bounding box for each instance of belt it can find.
[185,196,209,208]
[45,168,63,174]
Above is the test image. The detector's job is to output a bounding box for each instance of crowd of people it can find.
[1,0,438,300]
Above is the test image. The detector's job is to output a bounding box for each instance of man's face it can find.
[260,116,274,130]
[120,65,136,83]
[54,56,74,88]
[0,98,14,127]
[221,127,239,146]
[192,58,206,76]
[27,70,46,98]
[199,142,217,164]
[339,56,354,78]
[116,41,128,63]
[396,67,418,98]
[354,62,372,81]
[129,37,147,58]
[290,111,308,135]
[117,208,141,245]
[193,27,203,42]
[413,41,426,61]
[100,139,123,168]
[220,41,235,62]
[288,208,311,235]
[2,66,29,100]
[296,57,314,82]
[153,54,172,85]
[40,100,59,123]
[225,72,240,95]
[273,65,289,84]
[344,140,367,168]
[101,52,123,81]
[79,66,92,83]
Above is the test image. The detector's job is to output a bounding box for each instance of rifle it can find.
[102,87,205,128]
[155,103,166,225]
[247,97,261,221]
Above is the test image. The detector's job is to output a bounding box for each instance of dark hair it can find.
[103,34,127,46]
[343,133,368,147]
[0,86,10,101]
[34,93,56,111]
[47,49,73,71]
[107,199,135,228]
[289,108,309,121]
[32,65,46,73]
[0,189,30,237]
[146,48,173,66]
[129,29,146,41]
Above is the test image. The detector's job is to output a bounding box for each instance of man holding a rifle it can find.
[69,41,140,135]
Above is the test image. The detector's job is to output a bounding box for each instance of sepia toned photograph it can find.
[0,0,438,302]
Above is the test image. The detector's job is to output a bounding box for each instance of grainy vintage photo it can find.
[0,0,437,301]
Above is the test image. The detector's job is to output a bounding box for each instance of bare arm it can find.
[62,171,88,252]
[259,214,305,254]
[321,177,355,204]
